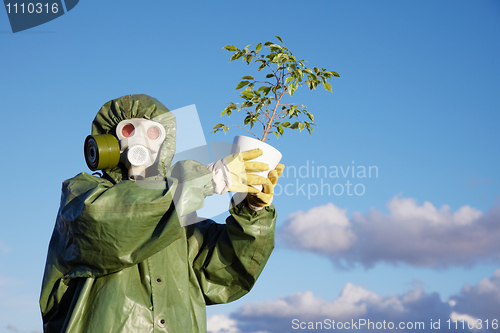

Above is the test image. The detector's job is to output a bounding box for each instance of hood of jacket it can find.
[91,94,176,183]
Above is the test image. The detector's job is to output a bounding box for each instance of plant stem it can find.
[261,88,285,141]
[261,64,291,141]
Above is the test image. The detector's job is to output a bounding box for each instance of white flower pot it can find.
[231,135,282,191]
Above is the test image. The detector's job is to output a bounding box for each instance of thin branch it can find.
[241,107,266,128]
[226,124,260,140]
[266,62,278,79]
[254,81,275,86]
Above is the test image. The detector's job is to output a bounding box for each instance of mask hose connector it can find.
[128,165,146,180]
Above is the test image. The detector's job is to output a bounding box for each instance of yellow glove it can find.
[247,163,285,210]
[207,148,269,195]
[225,148,269,193]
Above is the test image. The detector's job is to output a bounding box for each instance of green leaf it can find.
[282,121,291,128]
[285,76,294,84]
[223,126,229,134]
[274,131,280,139]
[244,116,251,125]
[255,102,264,112]
[331,71,340,77]
[258,63,266,71]
[278,124,284,135]
[266,74,274,78]
[241,75,254,80]
[241,90,254,99]
[223,45,238,52]
[246,55,253,65]
[306,112,314,121]
[298,123,305,131]
[313,67,320,74]
[230,52,242,62]
[235,81,250,90]
[276,36,283,44]
[289,82,296,97]
[322,81,333,92]
[264,42,273,46]
[258,86,271,95]
[256,43,262,51]
[272,54,284,63]
[213,123,223,130]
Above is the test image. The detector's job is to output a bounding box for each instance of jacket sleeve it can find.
[51,160,213,279]
[188,200,277,305]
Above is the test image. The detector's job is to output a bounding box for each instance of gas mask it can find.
[84,118,166,180]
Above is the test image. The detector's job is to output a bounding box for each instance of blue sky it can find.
[1,1,499,332]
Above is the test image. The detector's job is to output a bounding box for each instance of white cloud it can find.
[207,315,240,333]
[450,312,479,330]
[279,196,500,268]
[207,314,270,333]
[225,271,500,333]
[281,203,356,252]
[238,284,390,322]
[231,284,450,332]
[450,269,500,319]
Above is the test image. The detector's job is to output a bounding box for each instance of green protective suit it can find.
[40,95,277,333]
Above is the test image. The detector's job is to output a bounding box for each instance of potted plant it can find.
[213,36,340,177]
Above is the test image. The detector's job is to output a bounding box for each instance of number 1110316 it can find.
[447,318,498,330]
[5,3,59,14]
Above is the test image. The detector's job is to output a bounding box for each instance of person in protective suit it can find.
[39,94,284,333]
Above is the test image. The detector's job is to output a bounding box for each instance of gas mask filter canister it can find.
[84,134,121,171]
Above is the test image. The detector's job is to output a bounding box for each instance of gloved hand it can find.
[207,148,269,195]
[247,164,285,211]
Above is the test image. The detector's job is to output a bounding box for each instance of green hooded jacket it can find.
[40,95,277,333]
